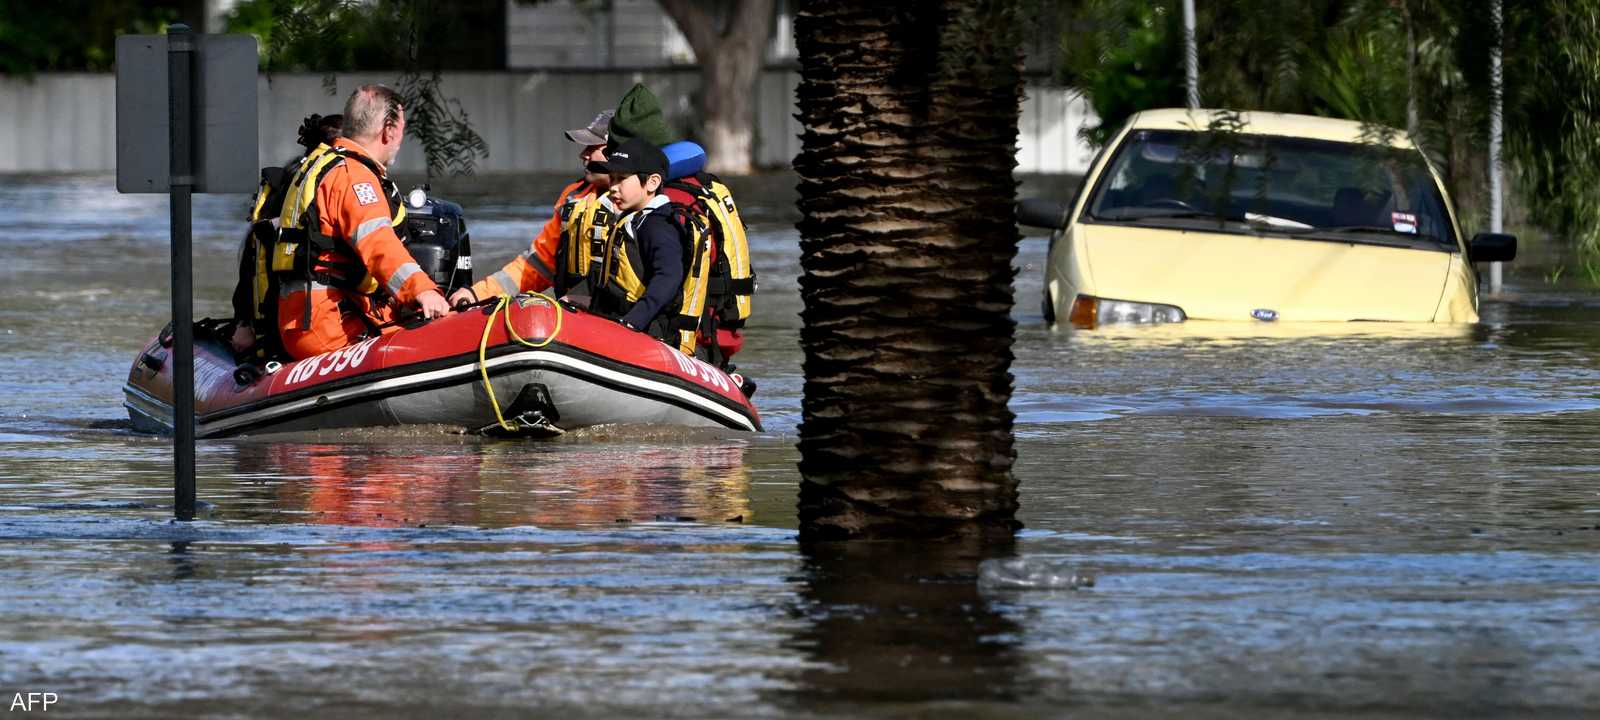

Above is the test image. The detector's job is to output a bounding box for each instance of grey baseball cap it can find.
[565,110,614,146]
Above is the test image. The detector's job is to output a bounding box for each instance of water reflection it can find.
[224,438,754,528]
[1070,319,1478,344]
[167,541,197,581]
[783,540,1034,708]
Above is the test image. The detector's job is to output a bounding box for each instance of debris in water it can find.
[977,558,1095,590]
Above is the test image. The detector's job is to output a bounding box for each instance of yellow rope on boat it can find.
[477,293,564,432]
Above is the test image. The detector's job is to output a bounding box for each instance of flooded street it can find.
[2,174,1598,717]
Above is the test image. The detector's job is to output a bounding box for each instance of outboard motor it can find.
[401,186,474,296]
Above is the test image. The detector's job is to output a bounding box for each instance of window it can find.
[1085,129,1457,249]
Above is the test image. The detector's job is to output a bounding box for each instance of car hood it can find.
[1078,223,1455,322]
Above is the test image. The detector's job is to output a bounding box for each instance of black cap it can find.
[586,137,668,179]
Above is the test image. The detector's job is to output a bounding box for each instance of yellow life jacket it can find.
[555,182,613,297]
[273,145,405,288]
[233,159,298,333]
[588,196,713,356]
[241,148,324,319]
[248,159,299,225]
[666,174,754,327]
[233,150,325,360]
[268,144,407,329]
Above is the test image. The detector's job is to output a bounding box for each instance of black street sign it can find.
[115,26,259,520]
[116,31,258,193]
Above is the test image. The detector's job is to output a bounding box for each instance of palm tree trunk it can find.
[788,540,1030,699]
[793,0,1024,542]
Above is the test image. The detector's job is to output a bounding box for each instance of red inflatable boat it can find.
[123,294,761,438]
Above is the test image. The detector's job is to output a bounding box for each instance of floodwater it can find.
[2,173,1599,718]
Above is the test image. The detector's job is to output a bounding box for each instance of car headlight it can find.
[1068,295,1186,328]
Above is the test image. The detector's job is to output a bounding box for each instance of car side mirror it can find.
[1017,198,1068,230]
[1469,232,1516,263]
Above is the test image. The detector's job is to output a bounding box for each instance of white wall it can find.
[0,72,1097,175]
[0,74,117,173]
[505,0,800,69]
[507,0,694,69]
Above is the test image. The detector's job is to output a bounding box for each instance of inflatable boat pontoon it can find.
[123,294,761,437]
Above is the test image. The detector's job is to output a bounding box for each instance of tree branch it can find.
[658,0,721,57]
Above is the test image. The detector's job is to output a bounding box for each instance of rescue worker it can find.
[451,84,738,369]
[446,110,615,307]
[230,113,343,356]
[586,137,699,346]
[276,84,451,360]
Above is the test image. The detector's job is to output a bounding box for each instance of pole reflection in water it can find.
[167,541,197,581]
[782,540,1036,709]
[223,438,754,528]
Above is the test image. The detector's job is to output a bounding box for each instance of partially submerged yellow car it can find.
[1020,109,1516,327]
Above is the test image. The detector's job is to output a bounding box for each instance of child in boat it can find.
[583,137,707,355]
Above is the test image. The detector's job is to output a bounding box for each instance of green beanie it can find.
[607,83,675,148]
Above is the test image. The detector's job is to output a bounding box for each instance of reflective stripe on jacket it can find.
[274,138,433,304]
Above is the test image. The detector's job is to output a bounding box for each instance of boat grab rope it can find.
[477,293,564,432]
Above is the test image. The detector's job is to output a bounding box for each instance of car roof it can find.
[1126,109,1416,149]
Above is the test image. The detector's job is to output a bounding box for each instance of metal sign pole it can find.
[116,28,255,521]
[168,24,197,521]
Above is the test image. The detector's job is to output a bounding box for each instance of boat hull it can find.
[124,296,761,437]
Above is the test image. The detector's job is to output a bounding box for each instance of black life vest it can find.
[232,163,293,330]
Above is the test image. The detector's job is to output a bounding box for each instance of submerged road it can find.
[0,174,1597,717]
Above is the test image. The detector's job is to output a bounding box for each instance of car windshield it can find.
[1084,128,1458,248]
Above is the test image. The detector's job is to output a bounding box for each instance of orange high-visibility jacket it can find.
[277,137,440,359]
[468,179,598,300]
